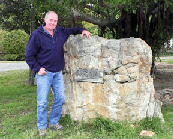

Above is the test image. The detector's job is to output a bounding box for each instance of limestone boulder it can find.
[62,35,164,122]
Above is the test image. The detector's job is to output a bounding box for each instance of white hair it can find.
[44,11,58,19]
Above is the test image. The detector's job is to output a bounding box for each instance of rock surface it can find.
[139,130,155,137]
[62,35,164,122]
[155,89,173,106]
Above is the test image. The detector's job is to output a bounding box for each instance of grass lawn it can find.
[0,61,26,63]
[155,58,173,64]
[1,70,173,138]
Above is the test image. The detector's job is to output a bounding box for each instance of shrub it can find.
[0,29,7,60]
[82,21,98,36]
[0,29,7,48]
[1,29,29,61]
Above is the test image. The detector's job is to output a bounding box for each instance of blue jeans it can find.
[35,70,64,129]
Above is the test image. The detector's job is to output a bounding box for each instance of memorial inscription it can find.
[74,69,103,83]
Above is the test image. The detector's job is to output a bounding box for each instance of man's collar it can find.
[42,24,57,35]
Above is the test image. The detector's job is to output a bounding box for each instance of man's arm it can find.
[63,27,91,38]
[25,32,41,74]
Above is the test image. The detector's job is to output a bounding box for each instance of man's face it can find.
[44,12,58,30]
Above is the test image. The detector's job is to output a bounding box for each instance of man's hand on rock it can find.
[82,30,92,38]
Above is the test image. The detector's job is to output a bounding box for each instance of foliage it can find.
[0,29,7,52]
[0,0,83,34]
[0,0,31,34]
[82,21,98,36]
[34,0,82,28]
[1,0,173,66]
[1,29,29,61]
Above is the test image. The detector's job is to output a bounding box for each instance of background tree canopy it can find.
[0,0,83,34]
[1,0,173,68]
[62,0,173,56]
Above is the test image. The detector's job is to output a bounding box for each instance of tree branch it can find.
[57,0,116,26]
[71,7,116,26]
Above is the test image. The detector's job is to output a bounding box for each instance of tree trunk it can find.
[29,0,35,86]
[72,16,76,27]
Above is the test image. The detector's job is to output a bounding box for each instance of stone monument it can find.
[62,35,164,122]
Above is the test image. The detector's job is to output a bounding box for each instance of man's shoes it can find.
[49,124,64,131]
[38,129,47,137]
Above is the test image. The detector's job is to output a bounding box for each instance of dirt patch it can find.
[154,62,173,91]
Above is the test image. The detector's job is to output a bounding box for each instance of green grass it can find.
[0,70,37,138]
[0,61,26,63]
[1,70,173,138]
[155,58,173,64]
[165,59,173,64]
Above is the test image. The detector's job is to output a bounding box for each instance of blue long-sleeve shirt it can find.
[25,25,85,73]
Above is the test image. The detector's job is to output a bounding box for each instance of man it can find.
[25,11,91,137]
